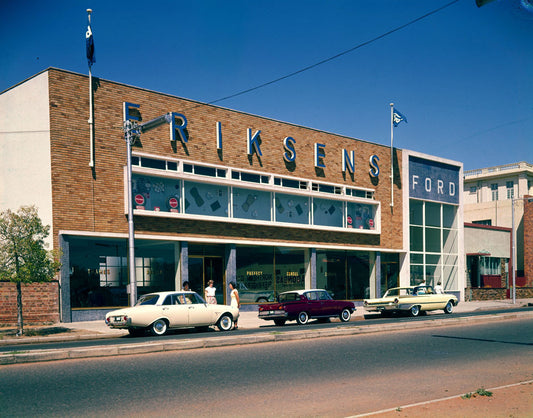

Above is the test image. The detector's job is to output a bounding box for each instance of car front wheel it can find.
[217,314,233,331]
[296,311,309,325]
[339,308,351,322]
[444,301,454,314]
[150,319,168,336]
[409,305,420,317]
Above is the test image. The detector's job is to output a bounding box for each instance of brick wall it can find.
[0,281,59,326]
[47,69,403,250]
[524,196,532,285]
[465,287,533,301]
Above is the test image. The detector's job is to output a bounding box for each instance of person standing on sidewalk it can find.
[205,280,217,304]
[229,282,240,330]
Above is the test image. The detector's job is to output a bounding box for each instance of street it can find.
[1,318,532,417]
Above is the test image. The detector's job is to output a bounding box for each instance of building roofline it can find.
[464,222,512,232]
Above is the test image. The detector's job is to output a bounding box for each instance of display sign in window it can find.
[233,187,271,221]
[184,181,229,217]
[132,174,181,213]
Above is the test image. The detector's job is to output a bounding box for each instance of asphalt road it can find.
[1,306,532,353]
[1,318,531,417]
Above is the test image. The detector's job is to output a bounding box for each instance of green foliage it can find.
[461,387,493,399]
[0,206,61,284]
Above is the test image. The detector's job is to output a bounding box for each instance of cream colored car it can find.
[363,286,458,317]
[105,291,239,336]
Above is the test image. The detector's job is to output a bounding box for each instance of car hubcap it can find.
[221,316,231,330]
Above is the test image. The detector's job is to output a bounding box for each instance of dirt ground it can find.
[370,381,533,418]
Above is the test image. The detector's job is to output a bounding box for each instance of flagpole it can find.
[87,9,95,168]
[390,103,394,208]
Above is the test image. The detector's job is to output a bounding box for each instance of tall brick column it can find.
[524,196,533,285]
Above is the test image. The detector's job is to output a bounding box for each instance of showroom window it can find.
[409,200,458,290]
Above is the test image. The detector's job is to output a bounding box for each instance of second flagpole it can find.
[390,103,394,209]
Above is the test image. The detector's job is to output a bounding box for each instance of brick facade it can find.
[47,69,402,250]
[0,281,59,326]
[524,196,532,285]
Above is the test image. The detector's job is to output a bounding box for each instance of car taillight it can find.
[123,316,128,321]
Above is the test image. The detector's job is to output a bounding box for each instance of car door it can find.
[303,291,323,317]
[317,290,336,316]
[186,292,216,326]
[161,294,189,327]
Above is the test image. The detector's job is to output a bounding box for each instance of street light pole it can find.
[123,113,173,306]
[511,197,516,304]
[124,120,138,306]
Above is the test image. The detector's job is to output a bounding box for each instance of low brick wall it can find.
[465,287,533,301]
[0,281,60,326]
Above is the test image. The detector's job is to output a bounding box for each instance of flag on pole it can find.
[392,108,407,127]
[86,23,95,67]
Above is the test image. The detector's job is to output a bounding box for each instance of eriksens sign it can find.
[409,156,460,205]
[124,102,381,179]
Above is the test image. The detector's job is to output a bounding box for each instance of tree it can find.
[0,206,61,335]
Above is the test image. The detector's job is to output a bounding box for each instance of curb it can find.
[1,310,532,365]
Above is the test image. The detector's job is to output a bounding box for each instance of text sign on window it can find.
[409,156,460,204]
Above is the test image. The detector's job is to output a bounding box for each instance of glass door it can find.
[189,256,225,304]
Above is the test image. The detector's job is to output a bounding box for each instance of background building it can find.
[463,162,533,279]
[1,68,464,323]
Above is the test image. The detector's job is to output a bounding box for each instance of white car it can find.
[105,291,239,336]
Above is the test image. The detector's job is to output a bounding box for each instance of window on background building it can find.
[506,181,514,199]
[472,220,492,226]
[409,200,458,290]
[491,183,499,201]
[469,186,477,194]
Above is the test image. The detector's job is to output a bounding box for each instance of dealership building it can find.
[0,68,464,323]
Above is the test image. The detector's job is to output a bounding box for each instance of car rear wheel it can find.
[217,314,233,331]
[444,301,454,314]
[256,297,268,303]
[296,311,309,325]
[274,319,286,326]
[410,305,420,317]
[150,319,168,336]
[339,308,351,322]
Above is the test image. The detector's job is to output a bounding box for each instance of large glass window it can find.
[131,171,379,233]
[69,238,176,309]
[409,200,458,290]
[316,250,373,300]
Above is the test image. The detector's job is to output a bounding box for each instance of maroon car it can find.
[258,289,355,326]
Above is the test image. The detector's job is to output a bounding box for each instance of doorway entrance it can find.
[188,256,225,304]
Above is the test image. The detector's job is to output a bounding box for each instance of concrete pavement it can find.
[1,298,532,365]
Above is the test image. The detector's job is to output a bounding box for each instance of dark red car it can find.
[258,289,355,326]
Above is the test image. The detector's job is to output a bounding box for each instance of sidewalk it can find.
[2,298,532,343]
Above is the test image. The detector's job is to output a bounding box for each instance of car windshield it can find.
[383,288,413,297]
[136,294,159,306]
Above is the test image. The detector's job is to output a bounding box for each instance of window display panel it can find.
[185,181,229,217]
[236,246,275,304]
[275,247,305,293]
[425,264,442,287]
[442,265,458,289]
[132,174,181,212]
[410,226,423,252]
[274,193,309,224]
[313,198,343,228]
[425,227,441,253]
[410,264,424,286]
[347,253,370,299]
[443,228,458,254]
[442,204,457,228]
[316,251,346,299]
[346,202,375,229]
[233,187,271,221]
[425,202,441,227]
[410,199,423,226]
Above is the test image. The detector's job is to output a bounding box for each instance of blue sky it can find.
[1,0,532,170]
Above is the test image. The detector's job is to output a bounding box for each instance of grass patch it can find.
[0,327,72,338]
[461,387,493,399]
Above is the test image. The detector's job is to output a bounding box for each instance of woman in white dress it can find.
[229,282,240,330]
[205,280,217,304]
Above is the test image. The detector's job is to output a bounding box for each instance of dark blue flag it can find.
[86,25,95,67]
